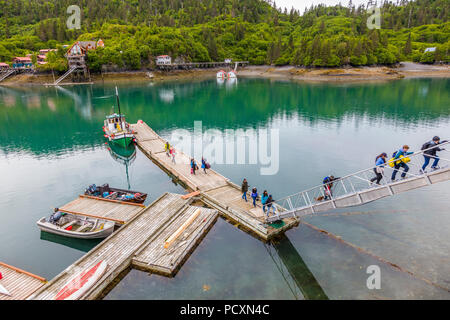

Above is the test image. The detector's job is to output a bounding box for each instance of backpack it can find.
[421,141,432,151]
[323,176,330,184]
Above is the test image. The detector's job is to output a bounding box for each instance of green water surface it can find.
[0,78,449,299]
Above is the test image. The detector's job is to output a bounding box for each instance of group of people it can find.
[190,157,210,175]
[241,178,276,217]
[369,136,447,185]
[164,142,176,164]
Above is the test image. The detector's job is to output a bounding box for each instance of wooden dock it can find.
[0,262,46,300]
[30,193,218,300]
[59,195,145,225]
[156,61,249,71]
[131,121,298,240]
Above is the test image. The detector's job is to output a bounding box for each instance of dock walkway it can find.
[0,262,46,300]
[131,121,297,240]
[59,195,145,225]
[30,193,217,300]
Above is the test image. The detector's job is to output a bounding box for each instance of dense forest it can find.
[0,0,448,71]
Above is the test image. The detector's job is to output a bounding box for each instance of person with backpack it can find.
[251,187,258,208]
[261,190,269,214]
[241,178,248,202]
[164,141,171,157]
[421,136,448,173]
[323,175,340,200]
[201,157,208,174]
[370,153,388,185]
[391,145,413,181]
[266,195,276,216]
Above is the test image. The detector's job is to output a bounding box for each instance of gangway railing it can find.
[266,141,450,223]
[53,66,78,85]
[0,69,16,82]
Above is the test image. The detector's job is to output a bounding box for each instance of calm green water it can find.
[0,78,449,299]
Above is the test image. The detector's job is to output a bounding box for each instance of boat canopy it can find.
[106,113,125,120]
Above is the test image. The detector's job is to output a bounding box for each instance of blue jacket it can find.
[261,195,268,204]
[394,149,413,160]
[375,157,385,167]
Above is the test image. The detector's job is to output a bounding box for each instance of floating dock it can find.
[59,195,145,225]
[130,121,298,240]
[0,262,46,300]
[30,193,218,300]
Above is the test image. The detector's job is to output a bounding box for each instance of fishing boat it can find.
[103,87,135,147]
[84,183,147,204]
[216,70,227,78]
[54,260,108,300]
[36,211,115,239]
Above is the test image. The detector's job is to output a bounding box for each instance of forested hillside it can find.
[0,0,448,71]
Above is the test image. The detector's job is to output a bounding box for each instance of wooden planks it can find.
[59,196,144,225]
[0,262,46,300]
[131,121,298,241]
[133,206,218,276]
[32,193,217,300]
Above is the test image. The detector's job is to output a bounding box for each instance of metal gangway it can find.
[0,69,16,82]
[267,141,450,223]
[53,66,78,85]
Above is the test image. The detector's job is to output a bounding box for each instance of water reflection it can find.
[40,231,102,253]
[267,235,328,300]
[106,142,136,190]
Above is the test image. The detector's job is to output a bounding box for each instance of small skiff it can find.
[54,260,108,300]
[85,183,147,204]
[37,212,114,239]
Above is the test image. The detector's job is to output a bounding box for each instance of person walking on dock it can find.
[165,142,171,157]
[201,157,208,174]
[251,187,258,207]
[266,195,276,216]
[190,158,197,175]
[170,147,176,164]
[370,153,387,185]
[261,190,269,214]
[391,145,413,181]
[421,136,447,173]
[241,179,248,202]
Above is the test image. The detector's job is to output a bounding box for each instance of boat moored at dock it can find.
[84,183,147,204]
[37,211,115,239]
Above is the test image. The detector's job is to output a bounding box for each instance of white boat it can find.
[37,212,115,239]
[227,71,237,78]
[216,70,227,78]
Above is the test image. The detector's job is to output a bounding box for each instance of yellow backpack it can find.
[388,155,411,167]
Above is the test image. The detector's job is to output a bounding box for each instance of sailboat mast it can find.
[115,86,121,116]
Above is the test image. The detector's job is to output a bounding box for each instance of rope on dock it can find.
[301,221,450,293]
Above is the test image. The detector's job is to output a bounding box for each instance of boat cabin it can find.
[106,113,128,133]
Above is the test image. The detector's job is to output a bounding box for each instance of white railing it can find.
[267,140,450,223]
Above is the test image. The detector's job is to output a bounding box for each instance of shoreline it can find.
[1,63,448,86]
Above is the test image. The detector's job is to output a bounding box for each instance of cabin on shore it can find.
[156,55,172,65]
[12,57,33,69]
[66,39,104,69]
[62,39,104,82]
[0,62,9,70]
